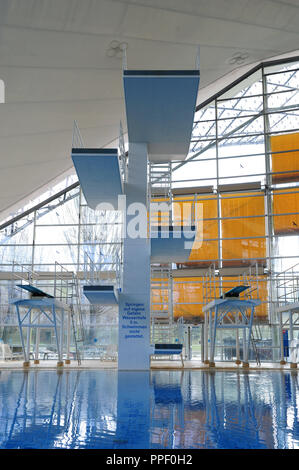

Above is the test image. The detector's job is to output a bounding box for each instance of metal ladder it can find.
[149,162,172,227]
[151,264,174,345]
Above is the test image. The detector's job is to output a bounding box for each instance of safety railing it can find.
[72,120,85,149]
[274,262,299,307]
[83,249,122,291]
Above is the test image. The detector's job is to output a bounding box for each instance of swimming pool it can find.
[0,369,298,449]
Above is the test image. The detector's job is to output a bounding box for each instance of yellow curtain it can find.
[153,275,268,322]
[221,192,266,266]
[273,189,299,235]
[173,195,219,266]
[173,277,205,321]
[271,132,299,183]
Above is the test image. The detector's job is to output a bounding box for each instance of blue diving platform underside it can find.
[150,226,196,262]
[83,285,119,305]
[11,297,66,310]
[16,284,54,298]
[123,70,200,162]
[202,298,261,313]
[72,148,123,210]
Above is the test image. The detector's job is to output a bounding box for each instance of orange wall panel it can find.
[271,132,299,183]
[221,193,266,266]
[273,190,299,235]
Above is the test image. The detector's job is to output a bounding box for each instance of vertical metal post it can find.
[16,305,28,364]
[26,309,31,362]
[201,323,205,363]
[31,210,37,274]
[289,311,294,342]
[59,309,64,365]
[245,307,254,365]
[243,323,247,363]
[52,305,61,366]
[34,312,40,364]
[279,311,285,364]
[210,306,218,366]
[77,189,82,274]
[236,327,241,364]
[66,309,71,364]
[204,309,209,363]
[209,308,214,364]
[262,65,274,328]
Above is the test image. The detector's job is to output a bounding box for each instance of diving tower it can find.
[71,64,200,370]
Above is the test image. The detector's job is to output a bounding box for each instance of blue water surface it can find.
[0,369,298,449]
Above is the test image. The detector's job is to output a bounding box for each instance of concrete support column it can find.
[118,143,151,370]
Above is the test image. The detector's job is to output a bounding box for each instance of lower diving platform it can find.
[71,148,123,209]
[83,285,119,305]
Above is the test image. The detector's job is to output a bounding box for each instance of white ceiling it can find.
[0,0,299,220]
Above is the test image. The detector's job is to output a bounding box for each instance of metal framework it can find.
[0,55,298,363]
[202,264,261,366]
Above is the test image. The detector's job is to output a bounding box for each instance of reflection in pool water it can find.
[0,370,298,449]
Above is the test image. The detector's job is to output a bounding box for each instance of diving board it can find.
[221,285,250,298]
[72,148,123,209]
[150,226,196,262]
[123,70,200,162]
[16,284,54,298]
[11,296,68,366]
[83,285,119,305]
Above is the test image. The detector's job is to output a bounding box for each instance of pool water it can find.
[0,369,298,449]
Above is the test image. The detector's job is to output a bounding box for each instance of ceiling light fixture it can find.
[227,52,250,65]
[106,40,128,59]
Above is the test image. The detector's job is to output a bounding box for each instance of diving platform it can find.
[11,297,68,312]
[203,298,261,316]
[203,297,261,367]
[11,296,68,366]
[221,285,250,298]
[123,70,200,162]
[83,285,119,305]
[16,284,54,298]
[71,148,123,209]
[150,225,196,263]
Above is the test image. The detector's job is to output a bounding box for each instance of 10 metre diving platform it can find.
[71,148,123,209]
[123,70,200,162]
